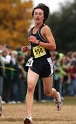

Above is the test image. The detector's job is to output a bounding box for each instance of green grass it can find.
[62,96,76,105]
[34,96,76,105]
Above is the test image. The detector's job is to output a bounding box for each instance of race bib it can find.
[26,57,33,66]
[33,45,46,58]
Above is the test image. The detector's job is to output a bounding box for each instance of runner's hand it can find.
[28,36,38,44]
[21,46,29,52]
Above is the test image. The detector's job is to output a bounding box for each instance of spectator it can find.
[2,48,13,103]
[9,50,19,103]
[17,56,27,102]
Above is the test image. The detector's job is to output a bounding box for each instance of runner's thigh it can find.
[42,75,53,93]
[27,68,39,88]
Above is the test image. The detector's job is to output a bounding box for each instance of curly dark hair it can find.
[32,3,50,23]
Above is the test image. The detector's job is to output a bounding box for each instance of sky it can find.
[33,0,74,13]
[22,0,74,13]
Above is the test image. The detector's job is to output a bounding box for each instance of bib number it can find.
[33,45,46,58]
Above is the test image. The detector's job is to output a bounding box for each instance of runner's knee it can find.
[27,84,35,94]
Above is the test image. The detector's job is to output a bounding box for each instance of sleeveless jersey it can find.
[29,24,51,59]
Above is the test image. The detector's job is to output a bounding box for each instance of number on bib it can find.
[33,45,46,58]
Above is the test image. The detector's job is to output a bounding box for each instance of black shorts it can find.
[27,57,53,78]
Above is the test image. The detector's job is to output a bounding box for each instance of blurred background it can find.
[0,0,76,53]
[0,0,76,104]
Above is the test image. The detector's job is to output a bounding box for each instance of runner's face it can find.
[33,8,44,24]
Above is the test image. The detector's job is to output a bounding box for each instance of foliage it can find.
[46,0,76,53]
[0,0,33,48]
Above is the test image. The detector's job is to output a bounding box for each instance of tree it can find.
[46,0,76,53]
[0,0,33,48]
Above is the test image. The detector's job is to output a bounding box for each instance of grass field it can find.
[0,97,76,124]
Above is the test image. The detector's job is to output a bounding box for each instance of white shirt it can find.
[2,55,11,64]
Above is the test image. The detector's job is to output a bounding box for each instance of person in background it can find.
[68,60,76,96]
[17,55,27,102]
[22,3,62,124]
[0,96,2,116]
[0,50,5,116]
[9,50,19,103]
[53,53,60,93]
[2,48,13,103]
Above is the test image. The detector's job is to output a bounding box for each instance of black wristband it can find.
[38,40,40,45]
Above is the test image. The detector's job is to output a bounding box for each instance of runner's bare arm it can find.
[40,25,56,50]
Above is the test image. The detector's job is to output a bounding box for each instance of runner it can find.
[22,3,62,124]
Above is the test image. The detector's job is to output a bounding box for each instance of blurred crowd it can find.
[0,44,76,104]
[52,51,76,99]
[0,44,28,104]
